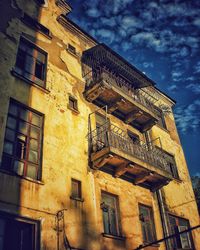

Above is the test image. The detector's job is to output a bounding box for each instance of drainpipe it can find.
[156,189,171,250]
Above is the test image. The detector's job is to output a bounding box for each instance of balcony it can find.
[88,123,175,191]
[82,44,160,132]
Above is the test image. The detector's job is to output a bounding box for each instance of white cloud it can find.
[186,84,200,94]
[86,8,101,17]
[175,101,200,133]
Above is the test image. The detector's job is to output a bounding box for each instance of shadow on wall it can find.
[0,0,44,249]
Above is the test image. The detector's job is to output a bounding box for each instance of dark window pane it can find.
[5,128,15,141]
[16,49,26,70]
[3,141,13,155]
[7,117,17,129]
[35,61,44,80]
[9,103,18,116]
[1,154,12,170]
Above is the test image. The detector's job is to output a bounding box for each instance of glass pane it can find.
[16,135,26,159]
[9,103,18,116]
[32,113,41,127]
[3,141,13,155]
[27,164,37,179]
[25,54,35,75]
[19,108,30,121]
[1,154,12,170]
[7,116,16,129]
[30,126,40,139]
[13,160,24,175]
[18,121,29,135]
[5,128,15,141]
[109,208,118,235]
[28,150,38,163]
[37,50,46,63]
[30,139,38,150]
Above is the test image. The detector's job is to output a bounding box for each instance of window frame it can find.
[0,211,40,250]
[101,191,122,237]
[70,178,83,201]
[67,44,77,55]
[14,36,48,88]
[139,204,157,244]
[1,99,44,181]
[168,214,193,249]
[68,95,78,112]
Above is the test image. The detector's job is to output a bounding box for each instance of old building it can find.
[0,0,199,249]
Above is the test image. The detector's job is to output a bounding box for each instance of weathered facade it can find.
[0,1,199,250]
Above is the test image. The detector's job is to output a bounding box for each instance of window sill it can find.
[70,196,84,202]
[67,105,80,114]
[102,233,126,241]
[0,169,44,185]
[11,69,50,94]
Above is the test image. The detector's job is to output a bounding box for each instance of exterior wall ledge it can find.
[102,233,126,241]
[0,169,45,185]
[11,69,50,94]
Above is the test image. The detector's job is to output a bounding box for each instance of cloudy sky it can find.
[68,0,200,176]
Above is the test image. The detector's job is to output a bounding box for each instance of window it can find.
[0,213,39,250]
[67,44,76,55]
[14,37,47,87]
[101,192,121,236]
[21,13,51,38]
[68,96,78,112]
[1,99,43,180]
[139,204,156,243]
[71,179,82,200]
[155,107,167,129]
[168,215,193,249]
[128,130,139,144]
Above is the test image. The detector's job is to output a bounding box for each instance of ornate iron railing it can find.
[89,122,176,176]
[84,68,158,116]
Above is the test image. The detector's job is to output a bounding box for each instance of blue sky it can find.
[67,0,200,176]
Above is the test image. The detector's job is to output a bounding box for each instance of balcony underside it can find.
[91,146,172,192]
[84,81,158,132]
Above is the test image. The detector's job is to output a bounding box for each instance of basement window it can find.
[70,179,82,201]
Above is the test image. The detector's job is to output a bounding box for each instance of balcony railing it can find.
[89,122,176,177]
[85,68,159,117]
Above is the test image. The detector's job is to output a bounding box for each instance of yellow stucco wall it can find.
[0,1,199,250]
